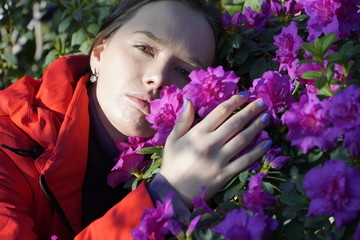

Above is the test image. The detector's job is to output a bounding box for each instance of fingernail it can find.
[258,99,266,108]
[261,113,270,124]
[239,91,249,98]
[182,98,189,111]
[263,140,273,150]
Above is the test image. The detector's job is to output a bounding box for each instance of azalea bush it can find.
[106,0,360,239]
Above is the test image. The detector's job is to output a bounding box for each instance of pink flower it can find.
[183,66,239,118]
[281,92,342,153]
[323,84,360,156]
[297,0,341,41]
[146,85,184,146]
[273,21,303,74]
[242,2,271,32]
[290,59,322,84]
[132,192,177,240]
[243,173,275,215]
[107,137,152,187]
[335,0,360,38]
[249,71,296,121]
[222,11,246,32]
[192,186,213,214]
[303,160,360,228]
[264,147,290,169]
[212,208,277,240]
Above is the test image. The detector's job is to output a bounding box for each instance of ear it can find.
[90,40,107,73]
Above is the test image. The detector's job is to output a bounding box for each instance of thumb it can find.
[166,98,195,144]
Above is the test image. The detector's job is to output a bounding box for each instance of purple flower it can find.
[336,0,360,38]
[243,173,276,215]
[303,160,360,229]
[281,92,342,153]
[273,21,303,74]
[192,186,213,214]
[297,0,341,41]
[146,85,184,146]
[249,71,296,121]
[132,192,177,240]
[242,2,271,32]
[183,66,239,118]
[212,208,276,240]
[323,85,360,156]
[264,147,290,169]
[290,59,322,84]
[222,11,246,32]
[270,0,304,16]
[186,215,201,235]
[107,137,152,187]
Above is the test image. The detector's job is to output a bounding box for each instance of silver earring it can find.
[90,70,98,83]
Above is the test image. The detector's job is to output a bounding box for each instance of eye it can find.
[135,44,154,57]
[175,68,191,81]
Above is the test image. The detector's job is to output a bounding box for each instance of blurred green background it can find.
[0,0,262,89]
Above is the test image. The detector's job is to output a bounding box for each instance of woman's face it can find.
[90,1,215,139]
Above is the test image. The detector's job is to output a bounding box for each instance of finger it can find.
[224,140,272,178]
[212,99,267,144]
[221,112,270,159]
[166,98,195,145]
[196,93,248,133]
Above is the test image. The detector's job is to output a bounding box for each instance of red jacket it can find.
[0,55,154,240]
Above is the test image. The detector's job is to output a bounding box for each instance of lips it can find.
[126,93,152,115]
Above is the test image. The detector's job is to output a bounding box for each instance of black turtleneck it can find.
[81,87,128,228]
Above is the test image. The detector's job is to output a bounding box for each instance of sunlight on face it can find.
[90,1,216,140]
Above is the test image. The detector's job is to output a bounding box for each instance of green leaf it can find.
[283,220,304,240]
[279,193,307,206]
[58,16,72,32]
[143,159,162,176]
[298,59,317,65]
[301,71,322,79]
[302,42,317,55]
[73,9,83,21]
[304,215,329,228]
[263,181,274,194]
[230,33,242,49]
[314,76,328,89]
[3,50,18,66]
[224,180,246,201]
[250,57,266,80]
[234,47,248,65]
[339,41,359,60]
[315,38,322,54]
[131,178,140,190]
[137,146,163,155]
[325,52,343,63]
[320,33,337,54]
[239,170,249,183]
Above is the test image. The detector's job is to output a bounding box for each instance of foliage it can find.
[0,0,119,89]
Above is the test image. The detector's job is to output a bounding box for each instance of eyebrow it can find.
[133,30,205,69]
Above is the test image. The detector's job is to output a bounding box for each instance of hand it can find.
[160,93,271,207]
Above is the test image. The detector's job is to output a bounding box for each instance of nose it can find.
[142,61,170,92]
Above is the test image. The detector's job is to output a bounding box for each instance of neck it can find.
[89,83,128,143]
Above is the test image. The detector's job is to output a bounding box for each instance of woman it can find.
[0,0,270,239]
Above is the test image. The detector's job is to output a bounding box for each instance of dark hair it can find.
[90,0,224,63]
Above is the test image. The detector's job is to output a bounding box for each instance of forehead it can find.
[114,1,216,66]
